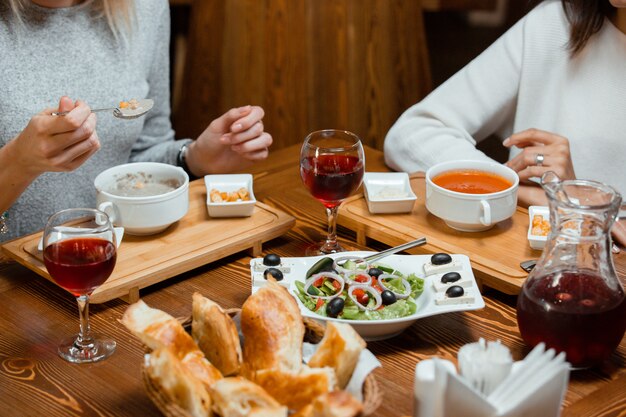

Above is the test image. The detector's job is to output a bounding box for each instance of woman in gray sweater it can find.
[0,0,272,242]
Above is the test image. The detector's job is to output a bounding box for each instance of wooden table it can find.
[0,145,624,417]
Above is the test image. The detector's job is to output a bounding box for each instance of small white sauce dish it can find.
[204,174,256,218]
[363,172,417,214]
[527,205,549,250]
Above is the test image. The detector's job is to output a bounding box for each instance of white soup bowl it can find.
[94,162,189,236]
[425,160,519,232]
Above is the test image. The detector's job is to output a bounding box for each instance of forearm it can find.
[516,183,548,209]
[0,140,39,213]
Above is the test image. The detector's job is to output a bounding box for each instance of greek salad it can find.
[293,255,425,320]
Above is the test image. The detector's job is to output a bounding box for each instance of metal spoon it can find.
[305,237,428,278]
[363,237,428,263]
[52,98,154,120]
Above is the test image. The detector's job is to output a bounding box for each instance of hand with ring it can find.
[503,128,576,182]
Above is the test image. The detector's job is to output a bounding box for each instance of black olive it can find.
[381,290,397,305]
[445,285,464,298]
[326,297,345,318]
[441,272,461,284]
[431,253,452,265]
[263,253,281,266]
[368,267,383,278]
[264,267,283,281]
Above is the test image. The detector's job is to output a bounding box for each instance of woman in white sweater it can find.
[384,0,626,245]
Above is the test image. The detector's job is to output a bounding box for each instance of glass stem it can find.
[322,205,340,253]
[75,295,94,348]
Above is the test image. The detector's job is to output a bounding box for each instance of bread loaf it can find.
[210,377,287,417]
[292,390,363,417]
[192,292,242,376]
[241,279,304,374]
[308,322,366,389]
[250,365,337,412]
[145,347,213,417]
[121,299,223,390]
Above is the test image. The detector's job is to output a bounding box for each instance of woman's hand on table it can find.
[186,105,273,176]
[503,128,576,183]
[5,96,99,179]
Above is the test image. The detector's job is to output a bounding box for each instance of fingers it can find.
[237,145,271,161]
[57,96,75,114]
[52,112,98,148]
[210,105,254,133]
[228,120,265,145]
[504,128,575,181]
[50,130,101,171]
[503,128,568,148]
[51,100,93,134]
[230,132,273,157]
[505,146,546,173]
[229,105,264,134]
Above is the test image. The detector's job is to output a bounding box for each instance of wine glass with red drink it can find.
[43,208,117,363]
[300,130,365,255]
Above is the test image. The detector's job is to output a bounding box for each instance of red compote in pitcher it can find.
[517,172,626,369]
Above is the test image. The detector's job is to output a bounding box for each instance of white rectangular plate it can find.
[250,252,485,341]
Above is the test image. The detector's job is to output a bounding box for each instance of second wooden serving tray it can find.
[337,173,538,295]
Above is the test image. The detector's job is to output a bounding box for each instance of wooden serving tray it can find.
[337,173,538,295]
[1,180,295,304]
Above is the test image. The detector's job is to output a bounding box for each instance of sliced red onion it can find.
[347,285,382,311]
[333,256,368,275]
[377,274,411,299]
[304,272,345,299]
[345,272,372,286]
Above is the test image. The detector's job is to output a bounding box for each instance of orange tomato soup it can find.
[432,169,512,194]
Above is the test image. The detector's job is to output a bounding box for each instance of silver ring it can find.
[535,153,545,166]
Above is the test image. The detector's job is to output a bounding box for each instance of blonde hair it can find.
[8,0,134,40]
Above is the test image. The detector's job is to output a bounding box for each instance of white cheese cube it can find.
[423,261,463,276]
[434,290,475,306]
[432,276,474,293]
[252,275,290,289]
[252,262,291,274]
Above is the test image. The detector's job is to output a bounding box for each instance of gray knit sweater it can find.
[0,0,190,242]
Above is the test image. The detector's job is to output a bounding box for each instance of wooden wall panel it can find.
[174,0,432,152]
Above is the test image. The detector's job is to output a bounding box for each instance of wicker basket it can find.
[142,309,382,416]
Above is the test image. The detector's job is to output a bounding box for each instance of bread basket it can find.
[142,309,382,416]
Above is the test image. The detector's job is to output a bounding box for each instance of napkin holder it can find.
[414,343,570,417]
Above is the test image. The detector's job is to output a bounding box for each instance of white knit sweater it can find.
[384,0,626,198]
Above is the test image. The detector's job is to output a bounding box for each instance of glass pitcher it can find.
[517,172,626,369]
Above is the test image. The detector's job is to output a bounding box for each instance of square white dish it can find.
[527,205,549,250]
[250,252,484,341]
[363,172,417,214]
[204,174,256,218]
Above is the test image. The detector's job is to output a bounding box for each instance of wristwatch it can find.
[177,143,195,179]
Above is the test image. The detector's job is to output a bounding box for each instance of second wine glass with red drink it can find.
[300,129,365,255]
[43,208,117,363]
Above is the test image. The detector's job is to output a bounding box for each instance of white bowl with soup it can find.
[425,160,519,232]
[94,162,189,236]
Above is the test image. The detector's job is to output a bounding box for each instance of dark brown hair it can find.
[531,0,616,55]
[561,0,615,54]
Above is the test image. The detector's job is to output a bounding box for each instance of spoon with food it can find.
[52,98,154,120]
